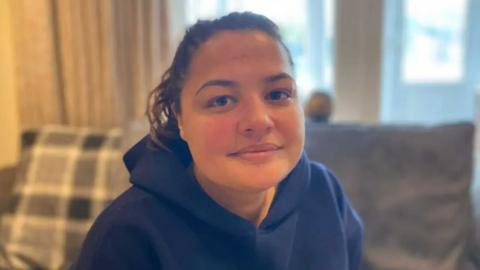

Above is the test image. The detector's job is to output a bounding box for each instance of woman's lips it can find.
[228,144,281,163]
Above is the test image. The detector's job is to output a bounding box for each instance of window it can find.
[381,0,480,124]
[402,0,468,83]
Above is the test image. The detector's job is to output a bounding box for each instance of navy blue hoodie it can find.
[74,137,363,270]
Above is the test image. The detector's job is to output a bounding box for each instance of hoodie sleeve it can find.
[73,222,162,270]
[325,169,364,270]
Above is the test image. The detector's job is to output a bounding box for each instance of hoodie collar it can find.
[124,136,311,236]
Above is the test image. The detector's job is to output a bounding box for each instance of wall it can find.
[0,0,20,168]
[334,0,384,123]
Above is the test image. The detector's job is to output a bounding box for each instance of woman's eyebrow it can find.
[196,80,238,96]
[195,73,293,95]
[264,72,294,83]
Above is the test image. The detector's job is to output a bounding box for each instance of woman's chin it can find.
[195,155,297,193]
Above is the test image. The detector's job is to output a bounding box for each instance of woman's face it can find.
[177,30,304,193]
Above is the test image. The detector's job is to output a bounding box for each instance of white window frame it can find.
[381,0,480,123]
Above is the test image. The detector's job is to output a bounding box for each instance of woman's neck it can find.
[192,165,276,227]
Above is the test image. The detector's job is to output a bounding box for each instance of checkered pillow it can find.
[0,125,130,270]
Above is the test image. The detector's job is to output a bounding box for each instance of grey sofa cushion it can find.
[305,122,477,270]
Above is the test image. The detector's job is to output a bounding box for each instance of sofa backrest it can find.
[305,122,477,270]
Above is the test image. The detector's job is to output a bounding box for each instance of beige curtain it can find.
[12,0,170,129]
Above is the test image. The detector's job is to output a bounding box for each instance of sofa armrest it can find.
[468,242,480,270]
[0,165,16,218]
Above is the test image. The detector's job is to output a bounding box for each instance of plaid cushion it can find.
[0,125,130,269]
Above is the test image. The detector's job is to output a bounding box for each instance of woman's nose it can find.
[237,98,274,139]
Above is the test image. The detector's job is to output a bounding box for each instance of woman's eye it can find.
[207,95,235,108]
[266,90,292,101]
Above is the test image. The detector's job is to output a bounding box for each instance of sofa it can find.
[0,123,478,270]
[305,122,480,270]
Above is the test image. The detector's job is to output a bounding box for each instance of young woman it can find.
[74,12,363,270]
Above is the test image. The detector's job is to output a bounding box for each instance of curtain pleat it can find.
[12,0,64,128]
[14,0,171,129]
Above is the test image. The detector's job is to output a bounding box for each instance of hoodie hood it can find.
[123,136,311,236]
